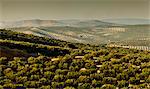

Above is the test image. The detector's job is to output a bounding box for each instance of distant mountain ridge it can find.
[103,18,150,25]
[0,19,57,28]
[1,19,149,28]
[0,19,118,28]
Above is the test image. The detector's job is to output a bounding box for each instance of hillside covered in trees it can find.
[0,29,150,89]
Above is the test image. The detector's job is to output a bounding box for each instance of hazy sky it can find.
[0,0,149,21]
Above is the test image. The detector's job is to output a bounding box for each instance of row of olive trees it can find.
[0,48,149,89]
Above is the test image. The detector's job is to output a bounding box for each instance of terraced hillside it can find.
[0,29,150,89]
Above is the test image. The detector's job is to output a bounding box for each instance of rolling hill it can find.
[5,25,150,47]
[1,19,150,51]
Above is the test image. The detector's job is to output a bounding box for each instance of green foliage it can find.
[0,29,150,88]
[117,80,128,88]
